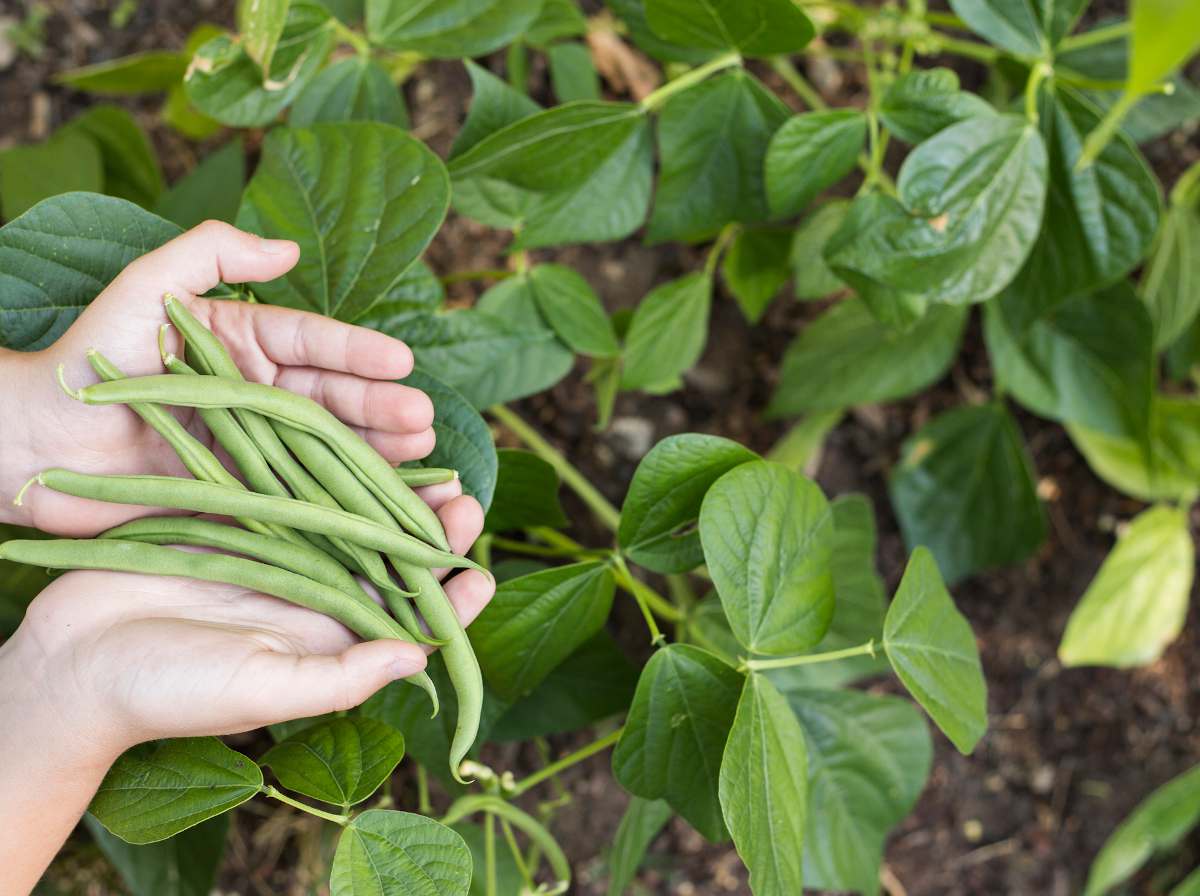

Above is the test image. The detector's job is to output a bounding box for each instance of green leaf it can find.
[450,60,541,159]
[549,42,601,102]
[1068,396,1200,503]
[90,738,262,844]
[331,810,472,896]
[764,110,866,218]
[291,57,408,128]
[392,308,573,409]
[260,717,405,808]
[948,0,1086,55]
[154,139,246,231]
[365,0,542,57]
[790,200,850,300]
[0,131,103,221]
[1001,86,1160,328]
[718,674,807,896]
[490,632,638,742]
[239,0,290,74]
[984,281,1154,439]
[162,84,223,141]
[353,258,445,322]
[84,813,227,896]
[767,298,967,417]
[1174,868,1200,896]
[527,0,588,46]
[483,448,568,533]
[644,0,814,57]
[618,432,758,574]
[527,264,619,357]
[1128,0,1200,95]
[1084,764,1200,896]
[469,561,616,702]
[880,68,996,144]
[1141,166,1200,350]
[883,547,988,754]
[452,822,524,896]
[1059,505,1194,669]
[54,51,188,94]
[722,227,792,323]
[621,272,712,391]
[236,122,449,322]
[65,105,165,208]
[184,3,333,127]
[647,70,788,243]
[606,797,673,896]
[699,460,835,655]
[889,402,1046,584]
[450,101,653,249]
[0,193,181,351]
[399,369,498,512]
[605,0,714,63]
[787,688,932,894]
[826,114,1048,306]
[765,411,843,474]
[612,644,743,841]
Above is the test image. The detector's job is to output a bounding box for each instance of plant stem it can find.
[922,10,966,30]
[614,555,668,643]
[440,268,514,286]
[490,405,621,532]
[1057,20,1129,53]
[927,33,1000,63]
[485,811,498,896]
[705,223,740,276]
[1024,62,1053,124]
[509,728,624,797]
[1076,90,1139,170]
[330,19,370,56]
[640,51,743,112]
[741,639,876,672]
[489,536,589,559]
[262,785,350,825]
[500,816,536,890]
[770,56,828,110]
[416,764,432,816]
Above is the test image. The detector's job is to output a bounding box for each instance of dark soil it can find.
[7,1,1200,894]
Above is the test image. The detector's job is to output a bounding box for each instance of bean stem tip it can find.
[56,365,84,401]
[13,474,42,507]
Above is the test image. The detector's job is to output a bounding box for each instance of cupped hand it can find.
[2,220,440,536]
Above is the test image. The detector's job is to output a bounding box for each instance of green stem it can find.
[922,10,966,30]
[1024,62,1053,124]
[705,223,740,277]
[440,268,513,286]
[500,816,536,890]
[489,536,589,559]
[330,19,370,56]
[927,33,1000,63]
[741,639,876,672]
[770,56,828,110]
[614,555,667,643]
[484,811,498,896]
[509,728,624,797]
[641,51,743,112]
[1076,90,1139,170]
[1057,20,1129,53]
[262,785,350,825]
[490,405,621,532]
[416,764,432,816]
[442,796,572,890]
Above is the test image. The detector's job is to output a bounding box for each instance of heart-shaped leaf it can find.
[331,809,472,896]
[260,717,405,808]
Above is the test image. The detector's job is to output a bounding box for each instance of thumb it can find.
[113,219,299,299]
[237,640,428,727]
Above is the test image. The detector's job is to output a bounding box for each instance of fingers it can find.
[358,427,436,463]
[113,220,299,300]
[274,367,433,432]
[438,494,484,555]
[247,303,414,379]
[240,639,428,724]
[444,570,495,629]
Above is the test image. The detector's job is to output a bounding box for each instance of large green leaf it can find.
[365,0,542,56]
[1059,505,1194,669]
[788,689,932,894]
[1141,165,1200,350]
[549,42,601,102]
[90,738,262,844]
[767,298,967,417]
[54,51,188,94]
[984,282,1154,438]
[890,402,1046,583]
[790,200,850,300]
[644,0,814,57]
[527,264,619,357]
[827,114,1048,307]
[0,130,103,221]
[718,674,807,896]
[65,105,164,209]
[612,644,742,841]
[605,0,714,63]
[699,461,834,655]
[526,0,588,46]
[483,449,568,534]
[184,3,333,127]
[765,110,866,218]
[0,192,180,351]
[948,0,1086,55]
[290,57,408,128]
[618,433,758,574]
[469,561,616,701]
[239,0,290,74]
[647,70,789,243]
[260,717,405,808]
[449,61,541,159]
[1128,0,1200,95]
[236,122,449,322]
[84,813,227,896]
[1084,764,1200,896]
[331,810,472,896]
[154,139,246,231]
[883,548,988,754]
[880,68,996,144]
[721,227,792,323]
[606,797,673,896]
[621,272,712,391]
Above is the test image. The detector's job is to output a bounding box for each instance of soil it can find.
[6,1,1200,895]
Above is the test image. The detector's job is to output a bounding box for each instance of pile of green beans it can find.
[1,295,484,783]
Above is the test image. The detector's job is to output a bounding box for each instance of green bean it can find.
[23,469,482,573]
[395,467,458,488]
[0,538,440,713]
[162,295,449,551]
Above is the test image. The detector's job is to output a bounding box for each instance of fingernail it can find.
[259,238,295,255]
[387,649,427,680]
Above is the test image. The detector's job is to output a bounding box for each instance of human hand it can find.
[0,220,442,536]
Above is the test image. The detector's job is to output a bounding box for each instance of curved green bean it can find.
[395,467,458,487]
[0,538,440,713]
[162,296,449,551]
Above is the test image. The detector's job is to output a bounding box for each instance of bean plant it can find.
[0,0,1198,893]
